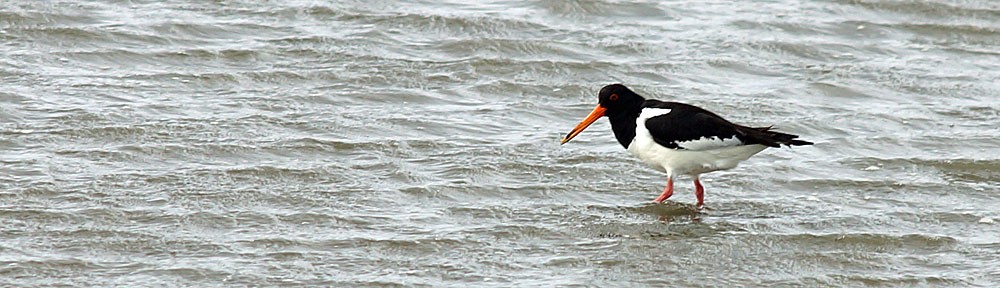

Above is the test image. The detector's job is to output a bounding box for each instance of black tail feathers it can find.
[746,126,813,147]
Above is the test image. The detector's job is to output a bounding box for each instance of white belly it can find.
[627,107,768,177]
[627,134,767,177]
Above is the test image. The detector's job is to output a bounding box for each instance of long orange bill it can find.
[560,105,607,145]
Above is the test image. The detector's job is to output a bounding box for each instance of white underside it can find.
[628,108,767,177]
[627,139,766,177]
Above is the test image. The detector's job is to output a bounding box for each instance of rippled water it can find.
[2,0,999,286]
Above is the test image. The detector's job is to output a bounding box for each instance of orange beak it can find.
[560,105,607,145]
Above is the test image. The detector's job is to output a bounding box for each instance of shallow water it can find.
[1,0,999,286]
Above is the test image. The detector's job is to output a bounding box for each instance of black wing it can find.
[642,101,811,150]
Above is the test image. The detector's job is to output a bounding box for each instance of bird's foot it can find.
[653,178,674,203]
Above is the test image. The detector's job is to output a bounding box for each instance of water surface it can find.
[1,0,999,286]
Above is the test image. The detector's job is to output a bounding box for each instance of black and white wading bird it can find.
[561,84,812,208]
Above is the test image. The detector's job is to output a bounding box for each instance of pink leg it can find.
[694,178,705,207]
[653,177,674,203]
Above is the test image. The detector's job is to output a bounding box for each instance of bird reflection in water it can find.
[644,202,704,223]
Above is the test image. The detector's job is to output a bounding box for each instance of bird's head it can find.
[597,83,644,115]
[561,84,644,145]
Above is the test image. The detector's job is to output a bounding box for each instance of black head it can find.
[560,83,646,145]
[597,84,645,116]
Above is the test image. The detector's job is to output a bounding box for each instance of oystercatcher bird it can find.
[561,84,812,208]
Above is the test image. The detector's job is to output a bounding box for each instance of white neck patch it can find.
[636,108,671,126]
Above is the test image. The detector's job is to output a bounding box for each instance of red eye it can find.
[610,94,619,101]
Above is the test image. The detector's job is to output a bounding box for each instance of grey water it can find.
[2,0,999,286]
